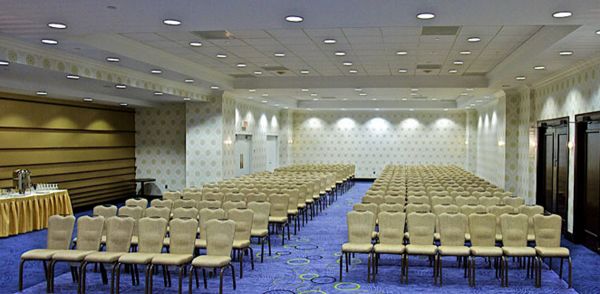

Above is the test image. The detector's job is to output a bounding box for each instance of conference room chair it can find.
[115,217,168,294]
[493,191,513,199]
[373,211,406,282]
[519,205,545,242]
[149,217,198,294]
[479,196,501,207]
[93,204,118,244]
[488,204,516,241]
[229,208,254,278]
[246,192,268,203]
[81,216,134,294]
[268,194,290,245]
[405,203,431,215]
[125,198,148,216]
[503,196,525,208]
[196,200,222,211]
[468,212,503,287]
[384,196,405,205]
[145,206,171,221]
[362,195,384,205]
[379,203,404,213]
[173,199,196,211]
[283,191,300,235]
[203,191,224,202]
[222,201,247,216]
[182,191,203,202]
[195,208,226,253]
[19,215,75,292]
[407,195,429,205]
[455,196,478,207]
[436,212,469,286]
[172,207,199,220]
[500,213,536,287]
[224,192,246,203]
[433,204,460,240]
[340,210,375,283]
[248,201,271,262]
[163,191,182,201]
[189,219,237,294]
[151,199,174,212]
[118,205,144,248]
[49,216,104,293]
[533,214,572,288]
[404,212,437,284]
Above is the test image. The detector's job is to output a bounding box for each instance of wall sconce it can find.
[464,140,469,145]
[224,137,233,145]
[288,139,293,144]
[498,140,505,147]
[567,141,574,149]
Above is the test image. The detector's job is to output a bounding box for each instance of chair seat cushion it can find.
[52,250,96,262]
[495,234,502,242]
[269,216,287,223]
[85,252,126,263]
[535,247,570,257]
[21,249,60,260]
[406,244,437,255]
[374,244,405,254]
[287,209,298,215]
[342,243,373,253]
[298,204,306,208]
[152,254,193,265]
[527,234,535,242]
[118,252,157,264]
[503,246,536,256]
[192,255,231,268]
[470,246,503,257]
[305,199,314,204]
[438,246,470,256]
[195,239,207,248]
[251,229,268,237]
[233,240,250,249]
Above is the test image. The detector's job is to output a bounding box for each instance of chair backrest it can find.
[479,196,501,207]
[199,208,226,240]
[379,203,404,213]
[168,218,198,255]
[346,210,375,244]
[433,204,460,215]
[500,213,528,247]
[460,204,486,216]
[183,191,203,202]
[125,198,148,213]
[269,194,289,218]
[172,207,199,219]
[137,217,168,253]
[173,199,196,210]
[145,206,171,221]
[206,219,235,257]
[469,213,496,247]
[203,191,224,202]
[222,201,246,215]
[93,205,117,219]
[353,203,378,218]
[151,199,173,211]
[362,195,384,205]
[46,215,76,250]
[405,203,431,214]
[378,211,406,245]
[384,196,405,205]
[488,205,516,234]
[519,205,544,236]
[248,201,270,233]
[197,200,222,211]
[118,205,144,237]
[407,212,435,245]
[228,208,254,243]
[75,216,105,251]
[503,196,525,208]
[104,216,134,252]
[163,191,182,201]
[246,193,268,203]
[224,192,246,203]
[455,196,478,207]
[439,213,467,246]
[533,214,562,248]
[407,195,429,204]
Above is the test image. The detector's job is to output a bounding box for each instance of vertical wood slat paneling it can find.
[0,93,136,208]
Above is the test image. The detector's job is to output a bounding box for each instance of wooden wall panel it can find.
[0,93,136,208]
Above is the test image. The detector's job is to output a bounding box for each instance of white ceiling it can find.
[0,0,599,109]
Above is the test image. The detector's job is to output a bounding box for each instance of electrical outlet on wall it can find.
[165,185,168,190]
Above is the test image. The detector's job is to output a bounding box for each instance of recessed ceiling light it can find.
[349,69,358,74]
[184,79,194,83]
[216,54,227,58]
[371,98,377,101]
[82,97,93,102]
[261,100,268,103]
[444,108,449,111]
[552,11,573,18]
[466,88,474,91]
[411,93,417,96]
[253,71,263,75]
[409,108,415,111]
[274,52,286,57]
[460,92,468,96]
[515,76,526,80]
[274,104,280,107]
[323,39,337,44]
[106,57,120,62]
[162,19,182,26]
[47,22,67,29]
[448,69,458,73]
[431,98,438,101]
[210,85,220,90]
[262,93,269,97]
[411,88,419,92]
[189,42,202,47]
[41,39,58,45]
[285,15,304,23]
[66,74,80,80]
[153,91,164,96]
[249,89,256,92]
[533,65,546,70]
[312,98,319,101]
[334,51,346,56]
[236,63,247,68]
[398,69,408,73]
[115,84,127,89]
[0,60,10,66]
[596,30,600,35]
[36,91,47,96]
[354,88,362,91]
[150,69,162,74]
[343,61,353,66]
[416,12,436,20]
[301,88,309,92]
[342,98,348,101]
[467,37,481,43]
[470,103,476,106]
[284,106,289,109]
[396,51,408,55]
[476,100,483,102]
[183,97,191,101]
[453,60,464,65]
[310,93,318,97]
[402,98,408,101]
[359,93,367,96]
[300,70,310,74]
[120,103,128,107]
[559,50,573,56]
[459,50,472,55]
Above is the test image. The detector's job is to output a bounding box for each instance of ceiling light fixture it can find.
[343,61,353,66]
[466,88,474,91]
[402,98,408,101]
[210,85,220,90]
[467,37,481,42]
[106,57,120,63]
[444,108,449,111]
[261,100,268,103]
[301,88,309,92]
[354,88,362,91]
[249,89,256,92]
[310,93,318,97]
[334,51,346,56]
[189,42,202,47]
[312,98,319,101]
[0,60,10,66]
[216,54,227,58]
[153,91,164,96]
[183,97,191,101]
[411,88,419,92]
[285,15,304,23]
[47,22,67,29]
[115,84,127,89]
[150,69,162,74]
[398,69,408,73]
[416,12,436,20]
[274,52,286,57]
[66,74,80,80]
[300,70,310,74]
[262,93,269,97]
[396,51,408,55]
[515,76,526,80]
[552,11,573,18]
[453,60,464,65]
[533,65,546,70]
[162,19,182,26]
[236,63,247,68]
[120,103,128,107]
[184,79,194,83]
[323,39,337,44]
[459,50,472,55]
[596,30,600,35]
[559,50,573,56]
[448,69,458,73]
[359,93,367,96]
[36,91,47,96]
[82,97,93,102]
[253,71,263,75]
[41,39,58,45]
[409,108,415,111]
[349,69,358,74]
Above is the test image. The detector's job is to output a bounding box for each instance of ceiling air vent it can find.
[229,74,255,78]
[320,96,336,100]
[191,30,234,39]
[261,65,289,75]
[463,72,486,76]
[421,26,460,36]
[416,64,442,70]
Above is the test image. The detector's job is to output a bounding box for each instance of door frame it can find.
[574,111,600,247]
[266,135,279,172]
[234,134,253,176]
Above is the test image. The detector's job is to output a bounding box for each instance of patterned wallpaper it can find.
[465,110,478,173]
[474,96,506,188]
[291,110,467,178]
[135,104,186,191]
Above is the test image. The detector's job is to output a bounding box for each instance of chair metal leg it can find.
[249,247,254,270]
[188,267,194,294]
[18,259,25,291]
[115,263,122,294]
[178,265,185,294]
[559,257,564,278]
[239,250,243,279]
[367,252,371,283]
[147,264,154,294]
[568,256,572,288]
[339,251,343,282]
[404,254,409,284]
[79,261,89,294]
[219,267,225,294]
[230,263,236,290]
[202,268,207,289]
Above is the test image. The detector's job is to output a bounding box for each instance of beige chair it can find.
[379,203,404,213]
[468,212,503,287]
[81,216,134,294]
[172,207,199,219]
[195,208,226,251]
[19,215,75,292]
[436,212,469,286]
[229,208,254,278]
[384,196,405,205]
[362,195,384,205]
[488,204,516,241]
[224,192,246,203]
[533,214,571,288]
[115,217,168,294]
[189,219,237,294]
[405,203,431,214]
[173,199,197,211]
[150,218,198,294]
[246,192,268,203]
[455,196,478,207]
[196,200,222,211]
[520,205,544,241]
[373,211,406,281]
[503,196,525,208]
[118,205,144,247]
[433,204,460,240]
[479,196,501,207]
[407,195,429,205]
[151,199,174,211]
[203,191,224,202]
[340,210,375,283]
[248,201,271,262]
[183,191,203,202]
[125,198,148,215]
[93,205,118,244]
[48,216,104,293]
[145,206,171,221]
[268,194,290,245]
[163,191,182,201]
[404,212,437,284]
[223,201,247,216]
[500,213,536,287]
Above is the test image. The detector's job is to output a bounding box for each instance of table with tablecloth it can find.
[0,190,73,237]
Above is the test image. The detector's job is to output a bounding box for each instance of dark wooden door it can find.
[537,121,569,231]
[576,119,600,251]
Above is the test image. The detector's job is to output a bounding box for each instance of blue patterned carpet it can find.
[2,181,597,293]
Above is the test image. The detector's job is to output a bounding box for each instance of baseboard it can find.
[354,178,375,182]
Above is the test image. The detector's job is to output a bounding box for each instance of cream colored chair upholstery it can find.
[151,199,173,211]
[407,195,429,205]
[49,216,104,293]
[196,200,222,211]
[455,196,478,207]
[503,196,525,208]
[203,191,224,202]
[145,206,171,221]
[224,192,246,203]
[340,210,375,283]
[195,208,225,250]
[479,196,501,207]
[246,192,268,203]
[488,204,516,241]
[500,213,536,287]
[379,203,404,213]
[19,215,75,292]
[384,196,405,205]
[468,212,502,287]
[82,216,134,294]
[433,204,460,240]
[437,212,469,286]
[268,194,290,245]
[190,219,237,294]
[173,199,197,211]
[373,211,406,281]
[118,205,144,246]
[93,204,117,244]
[228,208,254,278]
[520,205,544,241]
[183,191,203,202]
[163,191,182,201]
[404,212,437,284]
[172,207,199,219]
[533,214,571,288]
[125,198,148,215]
[405,203,431,214]
[248,201,271,262]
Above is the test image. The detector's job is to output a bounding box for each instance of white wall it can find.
[474,95,506,188]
